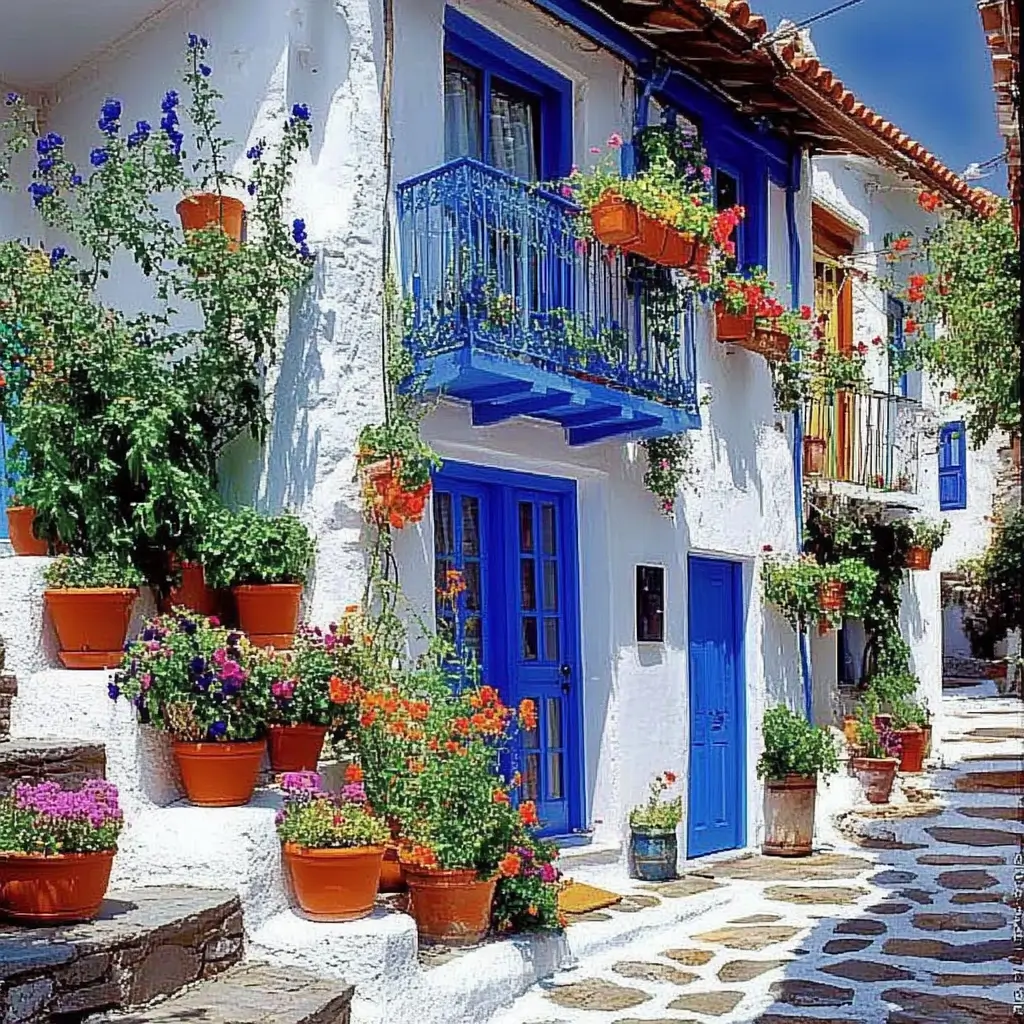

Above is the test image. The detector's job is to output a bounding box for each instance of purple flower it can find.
[107,680,120,701]
[5,92,19,105]
[70,173,83,187]
[208,720,227,739]
[27,182,54,206]
[36,132,64,155]
[341,781,367,804]
[97,98,122,135]
[90,148,109,167]
[540,862,558,883]
[199,64,212,77]
[189,656,207,675]
[246,144,263,161]
[246,182,257,196]
[49,247,66,268]
[127,120,151,149]
[188,33,201,48]
[281,771,322,794]
[291,103,310,123]
[161,90,179,113]
[701,165,713,183]
[37,156,55,174]
[291,218,307,245]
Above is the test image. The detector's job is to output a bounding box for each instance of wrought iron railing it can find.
[804,390,922,494]
[396,158,698,410]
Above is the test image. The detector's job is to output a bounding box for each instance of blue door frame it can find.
[431,460,584,837]
[686,555,746,858]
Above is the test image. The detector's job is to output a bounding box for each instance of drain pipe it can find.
[786,147,814,721]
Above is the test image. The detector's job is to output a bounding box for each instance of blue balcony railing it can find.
[396,159,699,418]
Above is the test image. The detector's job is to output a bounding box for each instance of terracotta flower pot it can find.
[660,230,702,269]
[905,545,932,571]
[44,588,138,669]
[176,193,245,244]
[0,850,114,923]
[162,561,219,617]
[233,583,303,649]
[842,716,860,746]
[762,774,817,857]
[172,740,265,806]
[268,724,328,773]
[632,211,671,262]
[5,506,48,556]
[873,713,893,730]
[715,303,756,343]
[379,844,406,893]
[282,843,386,921]
[753,327,791,361]
[403,866,497,946]
[852,756,899,804]
[590,194,640,247]
[896,726,926,773]
[818,580,845,613]
[803,437,827,477]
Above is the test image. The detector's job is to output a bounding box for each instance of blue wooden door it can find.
[686,555,745,858]
[432,464,581,837]
[938,421,967,511]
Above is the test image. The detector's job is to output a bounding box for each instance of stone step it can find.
[0,671,16,741]
[0,737,106,793]
[88,964,353,1023]
[0,886,242,1022]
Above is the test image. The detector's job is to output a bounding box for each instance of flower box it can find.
[591,195,707,271]
[714,304,756,343]
[818,580,845,612]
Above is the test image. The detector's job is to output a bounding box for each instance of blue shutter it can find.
[938,421,967,511]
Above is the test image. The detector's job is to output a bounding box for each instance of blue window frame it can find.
[938,420,967,511]
[444,8,573,181]
[887,296,908,398]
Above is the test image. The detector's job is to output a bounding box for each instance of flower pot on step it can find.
[268,724,328,773]
[896,726,926,773]
[44,588,138,669]
[905,545,932,571]
[176,193,245,244]
[233,583,303,649]
[5,506,48,556]
[842,715,860,746]
[172,740,265,807]
[0,850,115,924]
[762,774,817,857]
[282,843,385,921]
[818,580,845,613]
[629,826,678,881]
[803,437,827,476]
[378,843,406,893]
[590,195,640,248]
[852,756,899,804]
[162,560,219,617]
[403,866,496,946]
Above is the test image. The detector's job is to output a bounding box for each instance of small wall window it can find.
[636,565,665,642]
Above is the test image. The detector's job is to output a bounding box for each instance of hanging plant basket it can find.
[176,193,245,244]
[818,580,845,613]
[5,506,49,556]
[905,545,932,571]
[44,588,138,669]
[362,458,432,530]
[803,437,827,477]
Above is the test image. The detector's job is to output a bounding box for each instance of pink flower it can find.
[574,238,588,255]
[589,146,601,154]
[701,165,713,183]
[607,133,623,148]
[540,862,559,883]
[140,673,152,691]
[560,185,573,198]
[208,616,221,627]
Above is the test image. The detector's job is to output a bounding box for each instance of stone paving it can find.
[489,683,1023,1024]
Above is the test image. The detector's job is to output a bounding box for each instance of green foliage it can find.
[492,833,564,933]
[629,772,682,830]
[890,695,928,729]
[641,434,692,516]
[43,553,143,590]
[866,671,918,710]
[760,555,877,630]
[756,705,839,781]
[907,518,950,552]
[275,773,389,849]
[206,508,315,587]
[852,701,901,759]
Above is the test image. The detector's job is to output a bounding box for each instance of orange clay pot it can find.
[0,850,115,923]
[176,193,245,244]
[590,194,640,247]
[5,506,48,556]
[631,212,671,262]
[233,583,303,649]
[818,580,845,613]
[172,740,265,807]
[162,560,219,617]
[282,843,386,921]
[403,866,497,946]
[44,588,137,669]
[896,727,926,773]
[378,844,406,893]
[715,303,756,343]
[905,545,932,571]
[268,724,328,773]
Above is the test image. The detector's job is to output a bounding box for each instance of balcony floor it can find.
[409,347,700,445]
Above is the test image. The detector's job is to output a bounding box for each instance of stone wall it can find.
[0,671,15,742]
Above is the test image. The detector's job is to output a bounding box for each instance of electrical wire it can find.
[757,0,874,47]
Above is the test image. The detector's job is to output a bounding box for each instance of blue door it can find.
[432,462,582,836]
[938,421,967,511]
[686,555,745,858]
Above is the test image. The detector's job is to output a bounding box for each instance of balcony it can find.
[804,391,922,499]
[396,159,700,445]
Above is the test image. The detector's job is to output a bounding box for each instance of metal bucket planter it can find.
[629,827,678,881]
[762,774,817,857]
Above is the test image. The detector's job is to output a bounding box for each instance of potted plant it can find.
[113,612,271,806]
[4,496,49,556]
[713,269,810,362]
[275,769,389,921]
[851,712,902,804]
[207,509,315,649]
[756,706,839,857]
[628,772,682,881]
[491,831,564,934]
[905,518,950,570]
[803,436,828,476]
[890,695,929,773]
[43,554,142,669]
[761,556,877,632]
[356,419,440,531]
[0,779,123,923]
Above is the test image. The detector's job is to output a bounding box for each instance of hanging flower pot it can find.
[803,437,827,477]
[282,843,386,921]
[661,232,708,271]
[176,194,245,244]
[852,757,899,804]
[895,726,926,773]
[762,774,817,857]
[161,560,219,617]
[0,850,115,924]
[172,740,265,806]
[905,545,932,571]
[590,194,640,248]
[5,506,49,556]
[44,588,138,669]
[362,459,433,531]
[632,212,671,263]
[268,724,328,773]
[818,579,845,613]
[403,866,497,946]
[754,327,791,361]
[233,583,303,649]
[715,303,756,344]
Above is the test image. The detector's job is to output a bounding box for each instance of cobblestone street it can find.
[491,683,1023,1024]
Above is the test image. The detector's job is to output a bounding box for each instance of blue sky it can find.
[751,0,1006,194]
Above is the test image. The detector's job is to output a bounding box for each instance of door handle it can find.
[560,663,571,694]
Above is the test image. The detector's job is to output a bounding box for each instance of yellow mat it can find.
[557,880,623,915]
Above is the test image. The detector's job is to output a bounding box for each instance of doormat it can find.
[558,881,622,915]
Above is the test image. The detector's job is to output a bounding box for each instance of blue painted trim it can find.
[938,420,968,511]
[444,7,574,178]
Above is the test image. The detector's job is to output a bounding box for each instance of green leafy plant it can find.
[492,832,564,933]
[641,434,692,516]
[761,555,876,630]
[629,771,682,831]
[43,553,143,590]
[205,509,315,587]
[852,702,902,760]
[890,696,928,730]
[756,705,839,780]
[0,780,123,855]
[907,518,950,552]
[866,670,918,711]
[275,770,389,849]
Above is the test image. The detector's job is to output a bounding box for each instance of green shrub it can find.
[43,553,143,590]
[206,508,315,587]
[756,705,839,781]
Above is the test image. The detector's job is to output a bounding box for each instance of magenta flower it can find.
[607,133,623,148]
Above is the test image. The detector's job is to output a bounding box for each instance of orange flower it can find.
[359,710,377,728]
[518,699,538,731]
[445,740,460,754]
[400,843,438,869]
[428,737,440,752]
[664,770,677,784]
[499,852,522,878]
[518,801,539,827]
[905,318,918,335]
[478,685,499,706]
[329,676,354,704]
[891,236,912,253]
[407,758,425,774]
[453,716,470,735]
[917,190,941,213]
[344,763,364,784]
[493,789,511,805]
